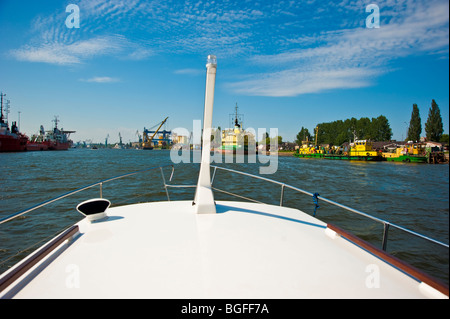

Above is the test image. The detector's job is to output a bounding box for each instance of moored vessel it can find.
[42,117,75,150]
[219,104,256,154]
[382,143,428,163]
[0,93,28,152]
[295,140,383,161]
[26,125,48,151]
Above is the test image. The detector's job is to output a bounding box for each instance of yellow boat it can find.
[295,140,383,161]
[349,140,381,157]
[382,143,428,163]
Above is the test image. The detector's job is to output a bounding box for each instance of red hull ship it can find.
[28,118,75,151]
[1,93,75,152]
[0,126,29,152]
[0,93,29,152]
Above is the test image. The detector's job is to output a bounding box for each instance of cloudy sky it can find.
[0,0,448,143]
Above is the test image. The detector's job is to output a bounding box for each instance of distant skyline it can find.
[0,0,448,144]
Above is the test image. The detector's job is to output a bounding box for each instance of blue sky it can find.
[0,0,448,144]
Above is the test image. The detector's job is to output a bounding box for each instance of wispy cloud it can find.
[8,0,270,65]
[80,76,121,83]
[227,0,449,97]
[174,68,203,76]
[7,0,449,98]
[10,36,125,65]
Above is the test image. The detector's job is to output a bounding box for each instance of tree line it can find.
[296,115,392,146]
[296,99,446,146]
[407,99,446,143]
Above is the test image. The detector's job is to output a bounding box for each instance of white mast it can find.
[193,55,217,214]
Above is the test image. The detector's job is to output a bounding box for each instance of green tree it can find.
[371,115,392,141]
[407,104,422,142]
[315,115,392,144]
[295,127,311,145]
[264,135,282,150]
[425,99,444,142]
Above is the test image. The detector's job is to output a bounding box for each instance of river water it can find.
[0,148,448,286]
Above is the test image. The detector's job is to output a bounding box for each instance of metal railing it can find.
[1,163,448,254]
[0,164,175,226]
[208,165,449,252]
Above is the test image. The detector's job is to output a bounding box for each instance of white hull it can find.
[1,200,446,299]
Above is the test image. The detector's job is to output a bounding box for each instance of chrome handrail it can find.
[2,163,447,253]
[0,164,175,225]
[209,165,449,251]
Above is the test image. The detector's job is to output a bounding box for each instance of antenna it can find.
[229,103,243,129]
[53,116,59,129]
[4,100,10,124]
[0,92,5,122]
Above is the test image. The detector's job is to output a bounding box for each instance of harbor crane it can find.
[135,130,142,143]
[142,117,169,150]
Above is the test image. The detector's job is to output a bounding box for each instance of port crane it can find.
[142,117,169,150]
[135,130,142,143]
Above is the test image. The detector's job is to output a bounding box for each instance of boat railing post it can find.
[382,222,390,251]
[169,165,175,182]
[99,182,103,198]
[280,184,285,206]
[160,167,170,201]
[211,166,218,186]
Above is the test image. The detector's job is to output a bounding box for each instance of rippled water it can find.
[0,148,448,285]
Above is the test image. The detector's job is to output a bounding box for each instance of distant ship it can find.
[40,117,76,150]
[219,104,255,154]
[0,120,28,152]
[0,93,29,152]
[27,125,48,151]
[27,117,75,151]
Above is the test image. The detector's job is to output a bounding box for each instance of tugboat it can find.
[0,93,28,152]
[382,143,428,163]
[343,139,383,161]
[295,140,383,161]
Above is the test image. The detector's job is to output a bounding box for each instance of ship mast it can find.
[0,92,5,123]
[52,116,59,130]
[234,103,239,126]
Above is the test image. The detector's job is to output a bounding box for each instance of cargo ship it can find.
[0,93,29,152]
[27,125,48,151]
[0,120,28,152]
[38,117,75,151]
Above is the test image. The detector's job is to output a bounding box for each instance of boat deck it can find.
[0,200,446,299]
